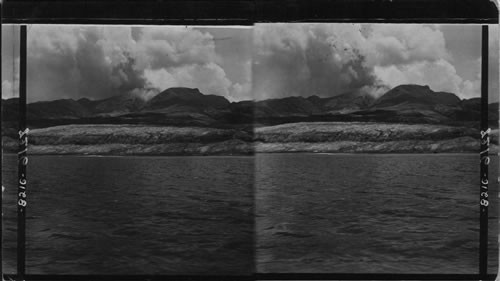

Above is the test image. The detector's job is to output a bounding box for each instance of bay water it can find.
[2,153,497,274]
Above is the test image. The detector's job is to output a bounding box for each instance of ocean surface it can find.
[2,153,498,274]
[256,153,498,273]
[2,154,254,274]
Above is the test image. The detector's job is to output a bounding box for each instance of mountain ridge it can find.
[2,84,498,128]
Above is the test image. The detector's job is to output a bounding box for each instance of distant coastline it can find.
[2,85,498,156]
[3,122,497,156]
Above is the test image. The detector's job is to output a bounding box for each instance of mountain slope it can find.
[322,91,376,113]
[254,96,322,118]
[2,84,497,128]
[372,84,461,108]
[91,92,148,116]
[27,99,94,119]
[145,87,230,111]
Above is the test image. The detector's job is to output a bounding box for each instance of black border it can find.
[0,273,498,280]
[1,0,499,280]
[15,24,27,281]
[479,24,490,277]
[1,2,3,281]
[1,0,499,24]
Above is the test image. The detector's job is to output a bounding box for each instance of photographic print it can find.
[253,23,499,273]
[2,25,255,275]
[2,21,499,276]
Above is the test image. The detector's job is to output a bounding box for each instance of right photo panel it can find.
[253,23,499,274]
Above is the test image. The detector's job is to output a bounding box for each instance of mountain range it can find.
[2,84,498,129]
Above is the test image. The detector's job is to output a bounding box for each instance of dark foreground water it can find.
[256,153,498,273]
[2,153,498,274]
[2,154,254,274]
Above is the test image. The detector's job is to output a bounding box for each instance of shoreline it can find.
[2,143,497,156]
[2,122,497,156]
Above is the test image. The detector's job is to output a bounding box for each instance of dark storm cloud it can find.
[1,24,498,102]
[4,25,252,102]
[72,28,145,99]
[254,23,495,100]
[27,26,146,101]
[253,24,386,100]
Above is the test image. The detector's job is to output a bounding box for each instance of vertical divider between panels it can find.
[479,24,489,278]
[0,0,3,278]
[17,24,28,281]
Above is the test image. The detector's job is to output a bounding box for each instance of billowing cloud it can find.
[228,60,253,101]
[254,23,380,100]
[20,25,250,102]
[2,80,16,98]
[254,23,494,100]
[2,24,497,103]
[374,59,480,99]
[364,25,484,99]
[143,62,232,97]
[2,58,19,99]
[27,26,144,101]
[133,26,218,70]
[230,82,252,102]
[362,24,450,67]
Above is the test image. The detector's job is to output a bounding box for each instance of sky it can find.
[2,25,253,103]
[254,23,499,102]
[1,24,499,103]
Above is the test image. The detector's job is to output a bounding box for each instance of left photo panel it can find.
[2,24,255,275]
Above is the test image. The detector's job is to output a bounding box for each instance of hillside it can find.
[3,122,497,155]
[254,122,498,154]
[16,124,253,155]
[2,85,498,129]
[2,84,498,155]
